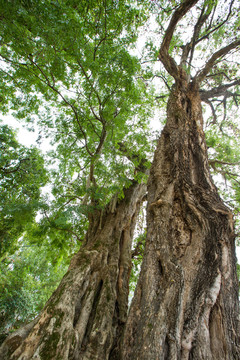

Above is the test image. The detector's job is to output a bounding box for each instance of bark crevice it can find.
[80,279,103,352]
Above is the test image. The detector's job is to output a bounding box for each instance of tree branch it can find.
[200,80,240,100]
[158,0,199,80]
[0,158,32,175]
[206,71,232,81]
[202,98,217,124]
[196,39,240,83]
[180,5,209,68]
[187,7,210,69]
[194,0,235,47]
[209,159,240,167]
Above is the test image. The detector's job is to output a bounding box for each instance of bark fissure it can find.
[72,279,89,328]
[80,279,104,352]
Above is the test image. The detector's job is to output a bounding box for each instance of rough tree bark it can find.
[123,1,240,357]
[0,180,146,360]
[123,79,240,359]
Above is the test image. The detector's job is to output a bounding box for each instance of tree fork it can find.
[0,181,146,360]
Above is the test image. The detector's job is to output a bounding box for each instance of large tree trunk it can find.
[0,181,146,360]
[123,81,240,359]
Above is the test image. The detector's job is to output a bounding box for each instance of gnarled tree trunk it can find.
[123,82,240,359]
[0,180,146,360]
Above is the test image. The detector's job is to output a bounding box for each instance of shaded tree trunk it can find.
[0,181,146,360]
[123,81,240,359]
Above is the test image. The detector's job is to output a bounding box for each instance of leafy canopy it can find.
[0,0,155,247]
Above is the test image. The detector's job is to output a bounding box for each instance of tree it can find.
[0,123,48,258]
[0,1,152,358]
[0,0,240,359]
[123,0,240,359]
[0,0,153,244]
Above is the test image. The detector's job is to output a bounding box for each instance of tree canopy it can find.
[0,0,156,250]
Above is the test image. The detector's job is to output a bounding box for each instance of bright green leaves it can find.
[0,0,155,249]
[0,240,69,333]
[0,123,48,258]
[0,0,145,106]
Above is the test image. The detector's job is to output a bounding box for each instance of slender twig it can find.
[209,159,240,167]
[201,98,217,124]
[195,0,235,47]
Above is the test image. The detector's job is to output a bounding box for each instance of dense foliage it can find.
[0,123,48,258]
[0,0,155,248]
[0,241,68,335]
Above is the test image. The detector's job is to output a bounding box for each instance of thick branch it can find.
[88,122,107,183]
[187,8,209,69]
[196,39,240,83]
[159,0,199,80]
[200,80,240,100]
[94,121,107,157]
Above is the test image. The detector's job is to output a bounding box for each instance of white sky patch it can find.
[2,115,38,146]
[236,247,240,262]
[1,113,52,152]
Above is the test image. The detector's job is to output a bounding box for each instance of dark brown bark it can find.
[200,80,240,101]
[0,180,146,360]
[123,81,240,359]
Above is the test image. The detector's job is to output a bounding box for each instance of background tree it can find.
[0,123,48,258]
[123,0,240,359]
[0,0,154,243]
[0,240,68,336]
